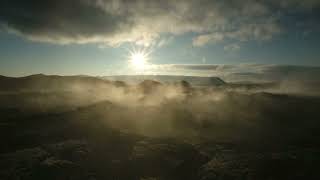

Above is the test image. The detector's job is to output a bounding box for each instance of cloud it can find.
[224,44,240,51]
[193,21,282,47]
[143,64,238,77]
[143,63,320,83]
[157,36,174,47]
[193,33,224,47]
[0,0,319,47]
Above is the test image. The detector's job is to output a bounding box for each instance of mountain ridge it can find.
[0,74,226,92]
[102,75,226,86]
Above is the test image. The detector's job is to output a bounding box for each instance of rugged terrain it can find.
[1,75,320,180]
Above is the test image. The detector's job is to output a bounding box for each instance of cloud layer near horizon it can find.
[143,63,320,82]
[1,0,319,47]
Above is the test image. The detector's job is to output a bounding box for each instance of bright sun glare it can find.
[130,52,147,69]
[128,48,150,70]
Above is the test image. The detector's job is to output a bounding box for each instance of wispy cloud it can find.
[224,44,241,52]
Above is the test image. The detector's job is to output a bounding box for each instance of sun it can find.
[128,48,150,70]
[130,52,147,69]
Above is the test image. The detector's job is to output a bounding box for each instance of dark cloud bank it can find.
[1,0,319,46]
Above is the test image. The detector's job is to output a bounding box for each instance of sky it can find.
[0,0,320,77]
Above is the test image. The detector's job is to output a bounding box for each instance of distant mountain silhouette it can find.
[0,74,112,92]
[0,74,226,92]
[102,75,226,86]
